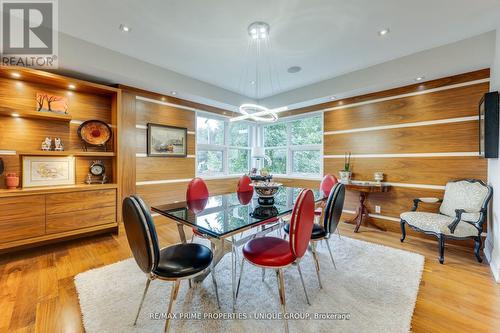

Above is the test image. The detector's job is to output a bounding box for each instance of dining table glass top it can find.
[152,186,325,238]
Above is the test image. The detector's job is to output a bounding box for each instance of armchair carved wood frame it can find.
[400,179,493,264]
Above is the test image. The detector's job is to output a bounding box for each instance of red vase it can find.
[5,173,19,189]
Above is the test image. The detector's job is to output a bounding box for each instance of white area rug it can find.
[75,236,424,333]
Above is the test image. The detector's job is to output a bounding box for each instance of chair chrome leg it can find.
[325,239,337,270]
[296,262,311,305]
[165,279,181,333]
[276,269,289,333]
[337,227,342,239]
[262,268,265,281]
[311,243,323,289]
[235,258,246,299]
[133,277,151,325]
[190,233,195,243]
[231,240,237,311]
[210,263,221,309]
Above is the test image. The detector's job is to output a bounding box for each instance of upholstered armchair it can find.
[400,179,492,264]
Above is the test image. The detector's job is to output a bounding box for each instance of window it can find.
[263,114,322,177]
[196,113,252,177]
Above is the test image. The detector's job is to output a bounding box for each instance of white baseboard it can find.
[485,238,500,283]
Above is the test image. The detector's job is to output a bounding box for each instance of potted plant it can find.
[5,172,19,189]
[339,152,352,183]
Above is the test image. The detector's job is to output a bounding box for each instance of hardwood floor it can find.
[1,219,499,333]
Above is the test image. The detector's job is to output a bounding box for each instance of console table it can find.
[344,183,391,232]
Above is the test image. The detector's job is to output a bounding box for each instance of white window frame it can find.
[261,112,324,180]
[196,111,254,178]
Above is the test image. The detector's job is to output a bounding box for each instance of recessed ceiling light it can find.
[11,72,21,78]
[329,96,337,100]
[68,84,76,89]
[287,66,302,74]
[119,24,131,32]
[250,80,256,85]
[11,113,20,117]
[378,28,390,36]
[161,97,166,101]
[415,76,425,82]
[171,91,177,96]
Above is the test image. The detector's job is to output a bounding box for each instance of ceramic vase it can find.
[5,173,19,189]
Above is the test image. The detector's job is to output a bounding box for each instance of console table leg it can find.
[354,193,367,233]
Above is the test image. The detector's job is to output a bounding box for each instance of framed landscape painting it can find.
[22,156,76,188]
[147,123,187,157]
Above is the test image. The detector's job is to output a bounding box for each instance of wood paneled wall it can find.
[320,69,489,239]
[120,88,241,211]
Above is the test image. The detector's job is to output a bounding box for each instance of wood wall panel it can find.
[324,83,487,131]
[118,91,137,203]
[280,69,489,118]
[324,157,487,186]
[136,157,195,182]
[273,178,320,189]
[135,100,195,130]
[324,121,479,155]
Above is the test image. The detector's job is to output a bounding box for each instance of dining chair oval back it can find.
[323,183,346,235]
[122,195,160,274]
[186,177,209,201]
[237,174,253,193]
[320,174,338,196]
[289,189,316,258]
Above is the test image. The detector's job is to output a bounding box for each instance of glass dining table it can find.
[152,186,326,309]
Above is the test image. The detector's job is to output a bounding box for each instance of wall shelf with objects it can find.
[0,108,73,122]
[17,151,116,157]
[0,66,122,253]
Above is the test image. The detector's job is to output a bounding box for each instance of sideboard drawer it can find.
[0,195,45,222]
[0,216,45,243]
[46,206,116,234]
[46,189,116,215]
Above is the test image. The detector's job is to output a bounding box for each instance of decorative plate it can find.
[77,120,112,146]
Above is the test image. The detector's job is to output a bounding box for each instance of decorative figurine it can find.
[5,173,19,189]
[85,160,107,184]
[54,137,64,151]
[41,137,52,151]
[374,172,384,183]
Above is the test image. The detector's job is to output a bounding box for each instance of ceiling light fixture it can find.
[232,22,282,122]
[248,21,269,40]
[119,24,131,32]
[11,72,21,78]
[68,84,76,89]
[415,76,425,82]
[171,91,177,96]
[378,28,390,36]
[11,113,20,117]
[329,96,337,100]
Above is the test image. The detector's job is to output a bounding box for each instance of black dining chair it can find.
[283,183,345,288]
[122,195,220,333]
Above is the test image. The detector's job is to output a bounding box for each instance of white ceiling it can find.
[59,0,500,100]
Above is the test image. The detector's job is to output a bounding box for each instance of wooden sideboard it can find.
[0,184,118,252]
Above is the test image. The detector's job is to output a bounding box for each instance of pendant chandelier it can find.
[230,21,287,123]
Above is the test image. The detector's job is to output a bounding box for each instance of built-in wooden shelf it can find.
[18,150,116,157]
[0,109,72,122]
[0,183,118,198]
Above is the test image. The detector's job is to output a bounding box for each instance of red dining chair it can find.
[315,174,338,216]
[186,177,209,242]
[237,174,253,193]
[236,189,315,333]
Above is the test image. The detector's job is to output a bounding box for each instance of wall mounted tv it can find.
[479,91,499,158]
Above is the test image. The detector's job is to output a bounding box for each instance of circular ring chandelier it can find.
[239,104,278,122]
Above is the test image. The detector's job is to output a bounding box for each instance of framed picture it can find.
[22,156,76,188]
[36,92,69,115]
[147,123,187,157]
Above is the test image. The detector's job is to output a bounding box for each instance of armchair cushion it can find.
[400,212,478,238]
[439,181,490,222]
